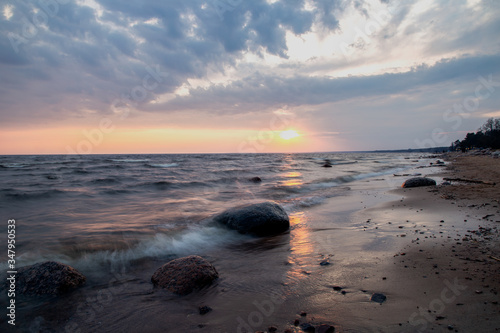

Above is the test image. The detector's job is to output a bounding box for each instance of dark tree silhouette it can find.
[452,118,500,150]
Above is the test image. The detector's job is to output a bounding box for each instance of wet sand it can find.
[316,153,500,332]
[237,153,500,333]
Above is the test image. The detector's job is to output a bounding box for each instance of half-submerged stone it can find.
[151,255,219,295]
[213,201,290,236]
[402,177,436,188]
[17,261,86,295]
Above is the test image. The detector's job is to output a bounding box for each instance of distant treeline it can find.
[451,118,500,151]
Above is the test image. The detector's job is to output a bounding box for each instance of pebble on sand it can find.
[370,293,387,303]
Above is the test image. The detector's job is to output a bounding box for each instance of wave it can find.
[308,175,356,187]
[91,177,120,184]
[282,186,351,210]
[146,163,179,168]
[101,189,132,195]
[330,161,358,165]
[136,179,211,190]
[109,159,150,163]
[0,163,31,169]
[0,226,247,272]
[73,169,91,174]
[3,189,68,200]
[91,164,125,170]
[152,180,173,188]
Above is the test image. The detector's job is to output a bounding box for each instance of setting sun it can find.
[280,130,300,140]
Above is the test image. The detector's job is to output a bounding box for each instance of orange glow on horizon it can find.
[0,126,331,154]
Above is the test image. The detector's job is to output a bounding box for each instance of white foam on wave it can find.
[0,226,246,272]
[76,226,246,270]
[0,163,30,168]
[111,159,149,163]
[148,163,179,168]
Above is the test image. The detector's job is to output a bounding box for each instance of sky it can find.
[1,0,500,154]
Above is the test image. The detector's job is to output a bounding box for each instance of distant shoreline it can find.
[0,147,451,156]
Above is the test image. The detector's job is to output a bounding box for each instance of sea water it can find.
[0,152,431,332]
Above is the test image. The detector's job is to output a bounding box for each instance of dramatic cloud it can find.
[155,54,500,113]
[1,0,499,152]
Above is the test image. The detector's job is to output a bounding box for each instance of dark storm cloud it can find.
[0,0,499,128]
[0,0,335,124]
[155,54,500,112]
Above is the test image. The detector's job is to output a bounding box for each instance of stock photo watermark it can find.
[210,0,243,20]
[64,268,131,333]
[338,6,394,59]
[236,282,288,333]
[414,74,500,149]
[8,0,70,53]
[237,113,296,153]
[408,278,467,332]
[64,65,170,155]
[6,219,17,326]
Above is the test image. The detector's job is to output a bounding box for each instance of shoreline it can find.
[250,153,500,333]
[334,153,500,332]
[2,153,499,333]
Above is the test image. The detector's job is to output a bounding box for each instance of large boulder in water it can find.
[17,261,86,295]
[151,255,218,295]
[402,177,437,188]
[213,202,290,236]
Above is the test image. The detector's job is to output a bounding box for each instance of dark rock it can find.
[212,202,290,236]
[151,255,218,295]
[370,293,387,303]
[317,324,335,333]
[402,177,436,188]
[300,323,316,332]
[294,319,300,326]
[199,306,212,315]
[268,326,278,332]
[319,259,330,266]
[17,261,86,295]
[300,311,307,317]
[332,286,343,291]
[322,160,333,167]
[249,176,262,183]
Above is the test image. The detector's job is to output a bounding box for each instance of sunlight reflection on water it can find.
[287,211,315,282]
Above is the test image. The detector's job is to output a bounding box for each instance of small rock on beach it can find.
[300,322,316,332]
[199,306,212,315]
[17,261,86,295]
[318,324,335,333]
[370,293,387,303]
[402,177,437,188]
[151,255,218,295]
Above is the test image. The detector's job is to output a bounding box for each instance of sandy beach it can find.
[166,153,500,333]
[230,153,500,333]
[305,153,500,333]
